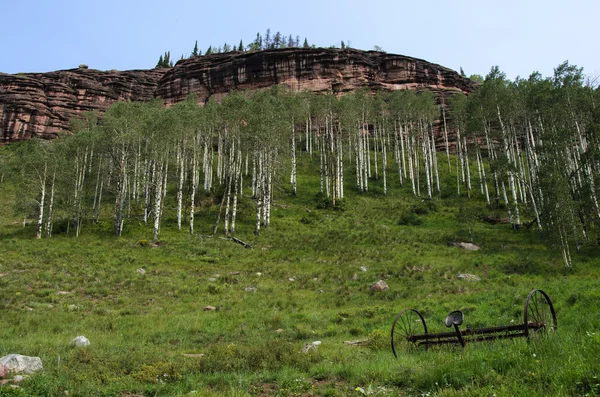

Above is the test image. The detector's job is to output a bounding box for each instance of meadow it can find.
[0,153,599,397]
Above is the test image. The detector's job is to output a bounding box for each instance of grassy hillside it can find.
[0,152,599,396]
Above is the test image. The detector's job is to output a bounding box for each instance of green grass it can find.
[0,154,599,396]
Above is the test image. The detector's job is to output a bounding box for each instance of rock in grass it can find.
[301,341,321,353]
[136,268,146,275]
[71,336,90,347]
[12,375,27,384]
[0,354,43,374]
[457,274,481,282]
[0,363,7,378]
[360,266,368,272]
[449,242,480,251]
[369,280,389,291]
[203,305,216,311]
[244,286,257,293]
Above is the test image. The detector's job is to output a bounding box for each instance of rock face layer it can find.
[1,48,474,143]
[0,69,166,142]
[156,48,474,103]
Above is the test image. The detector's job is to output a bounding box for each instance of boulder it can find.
[301,341,321,353]
[370,280,389,291]
[0,354,43,374]
[457,274,482,282]
[449,242,480,251]
[71,335,90,347]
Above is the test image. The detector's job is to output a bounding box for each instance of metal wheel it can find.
[524,289,557,339]
[391,308,428,358]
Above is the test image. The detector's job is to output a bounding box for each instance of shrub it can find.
[398,212,422,226]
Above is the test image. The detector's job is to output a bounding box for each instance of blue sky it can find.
[1,0,598,81]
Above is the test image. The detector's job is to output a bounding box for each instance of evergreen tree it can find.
[273,31,282,48]
[238,39,244,51]
[206,46,212,55]
[192,40,199,57]
[264,28,272,49]
[341,40,346,49]
[303,38,309,48]
[156,54,164,68]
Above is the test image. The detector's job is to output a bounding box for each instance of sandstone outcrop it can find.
[1,48,474,143]
[156,48,474,104]
[0,68,166,142]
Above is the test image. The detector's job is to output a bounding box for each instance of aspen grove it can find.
[11,63,600,267]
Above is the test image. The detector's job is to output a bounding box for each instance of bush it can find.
[398,212,422,226]
[314,192,347,211]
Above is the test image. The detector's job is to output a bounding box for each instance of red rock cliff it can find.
[1,48,474,143]
[0,68,166,142]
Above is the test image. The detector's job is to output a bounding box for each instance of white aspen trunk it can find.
[441,104,451,170]
[217,131,223,185]
[510,173,520,228]
[145,160,156,225]
[393,121,403,187]
[96,179,104,224]
[222,145,235,235]
[176,142,185,230]
[254,152,262,236]
[413,134,420,197]
[366,127,372,179]
[373,124,379,180]
[305,117,310,153]
[309,116,313,158]
[133,139,140,201]
[407,129,416,195]
[355,125,362,190]
[36,162,48,239]
[560,227,572,268]
[422,131,432,199]
[400,122,407,180]
[363,125,369,192]
[265,152,272,226]
[113,146,127,237]
[477,147,490,205]
[203,141,209,191]
[320,133,325,194]
[291,123,297,194]
[430,124,440,196]
[45,169,56,237]
[76,149,89,237]
[324,119,330,198]
[382,126,388,195]
[338,130,344,199]
[153,160,164,241]
[252,151,257,197]
[463,136,471,198]
[92,159,102,223]
[231,149,242,235]
[189,141,198,235]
